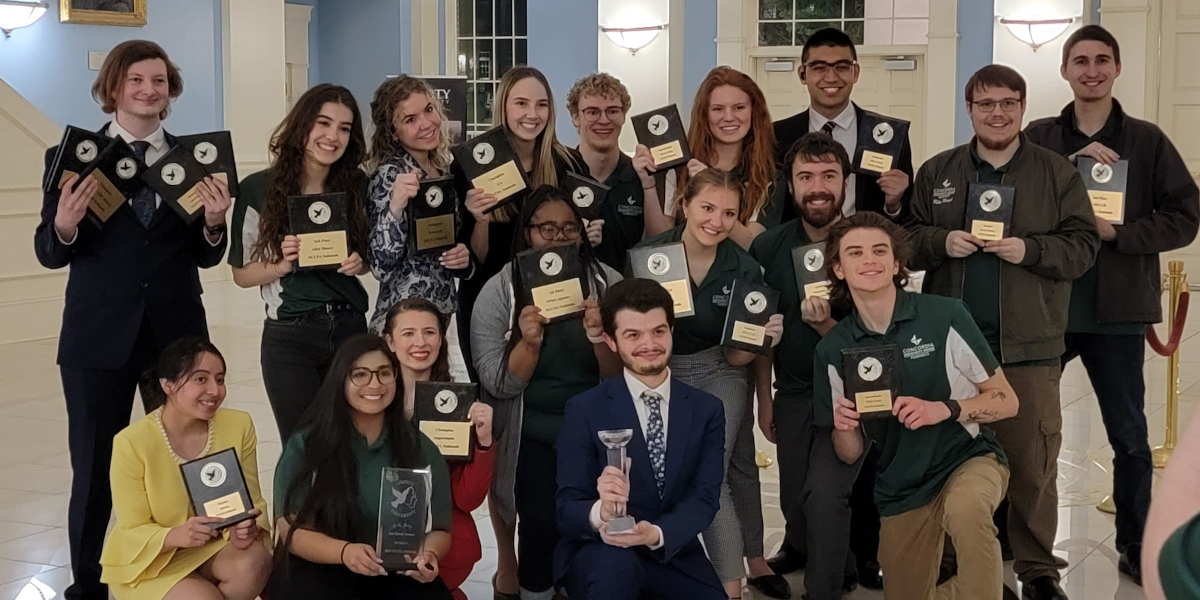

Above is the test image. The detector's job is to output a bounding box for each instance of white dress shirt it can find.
[809,104,858,217]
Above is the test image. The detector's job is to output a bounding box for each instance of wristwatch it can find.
[941,399,962,422]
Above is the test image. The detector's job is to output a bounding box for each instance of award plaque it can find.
[288,192,350,270]
[175,131,240,198]
[842,345,901,419]
[451,126,529,211]
[963,183,1015,242]
[563,171,610,221]
[516,246,587,323]
[179,447,255,530]
[597,429,636,535]
[791,241,832,300]
[720,279,780,355]
[628,242,695,318]
[377,467,432,572]
[413,381,477,461]
[408,176,457,255]
[44,126,139,225]
[1077,157,1128,224]
[631,105,690,171]
[853,114,910,176]
[141,144,211,224]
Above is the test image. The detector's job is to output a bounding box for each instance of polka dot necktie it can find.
[821,121,837,136]
[130,141,156,227]
[641,391,667,498]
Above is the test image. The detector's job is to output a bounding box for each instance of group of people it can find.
[32,21,1200,600]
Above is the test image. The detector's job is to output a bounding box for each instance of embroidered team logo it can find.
[933,179,956,205]
[904,334,936,360]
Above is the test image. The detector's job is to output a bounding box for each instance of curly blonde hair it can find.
[367,75,453,174]
[565,72,631,117]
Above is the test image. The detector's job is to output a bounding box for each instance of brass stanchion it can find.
[1152,261,1189,469]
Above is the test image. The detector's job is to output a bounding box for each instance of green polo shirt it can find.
[749,220,829,404]
[814,290,1007,517]
[521,318,602,446]
[273,424,452,545]
[961,146,1007,359]
[229,169,370,320]
[591,153,646,273]
[638,225,766,356]
[1161,513,1200,599]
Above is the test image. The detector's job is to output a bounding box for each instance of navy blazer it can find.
[554,375,725,586]
[33,124,227,370]
[773,103,915,222]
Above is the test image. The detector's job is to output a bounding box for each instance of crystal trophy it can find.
[597,429,636,535]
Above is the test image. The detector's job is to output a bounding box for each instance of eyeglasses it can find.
[349,367,396,387]
[579,107,625,122]
[804,60,857,78]
[970,99,1023,113]
[527,222,582,240]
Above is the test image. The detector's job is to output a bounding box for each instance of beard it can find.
[798,191,842,228]
[621,349,669,377]
[977,123,1019,151]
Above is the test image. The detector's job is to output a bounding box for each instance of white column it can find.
[411,0,442,75]
[714,0,744,70]
[925,0,959,153]
[222,0,287,172]
[1100,0,1156,119]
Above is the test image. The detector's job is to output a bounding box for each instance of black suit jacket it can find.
[773,103,915,222]
[33,124,227,370]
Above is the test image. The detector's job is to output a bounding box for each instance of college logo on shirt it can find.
[617,195,643,217]
[903,334,936,360]
[933,179,956,205]
[713,285,731,308]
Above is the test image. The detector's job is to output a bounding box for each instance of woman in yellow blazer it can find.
[100,337,273,600]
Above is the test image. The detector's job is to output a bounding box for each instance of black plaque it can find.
[628,242,694,318]
[175,131,240,198]
[451,126,529,211]
[377,467,431,572]
[44,126,140,225]
[853,113,910,176]
[791,241,832,300]
[563,171,609,221]
[179,447,255,530]
[842,345,900,419]
[631,105,690,171]
[720,279,780,355]
[288,192,350,270]
[414,381,477,461]
[141,144,210,224]
[408,176,457,255]
[417,76,468,145]
[963,183,1015,242]
[1077,157,1128,224]
[516,245,587,323]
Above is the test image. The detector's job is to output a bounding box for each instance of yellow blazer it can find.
[100,408,271,600]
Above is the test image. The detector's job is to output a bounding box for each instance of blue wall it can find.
[0,0,223,133]
[682,0,717,117]
[527,0,598,147]
[314,0,410,120]
[955,0,994,144]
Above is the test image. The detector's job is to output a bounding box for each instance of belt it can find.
[320,302,356,314]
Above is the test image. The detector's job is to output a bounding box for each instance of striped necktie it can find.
[821,121,837,136]
[129,141,156,227]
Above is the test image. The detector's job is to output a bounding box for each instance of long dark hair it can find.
[384,297,451,384]
[253,84,370,263]
[501,185,609,367]
[278,334,419,555]
[138,336,224,412]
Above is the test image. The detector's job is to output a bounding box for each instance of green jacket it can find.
[906,135,1100,363]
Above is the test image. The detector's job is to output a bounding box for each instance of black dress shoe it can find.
[748,574,792,599]
[1020,576,1068,600]
[856,561,883,590]
[1118,551,1143,586]
[766,548,807,575]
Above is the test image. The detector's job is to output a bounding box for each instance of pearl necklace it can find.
[153,407,214,464]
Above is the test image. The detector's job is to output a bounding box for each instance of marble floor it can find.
[0,278,1192,600]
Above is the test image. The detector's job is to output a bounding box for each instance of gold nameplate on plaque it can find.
[971,221,1005,242]
[202,491,247,520]
[731,321,766,346]
[419,421,473,459]
[530,279,586,320]
[859,150,893,173]
[62,170,125,223]
[1089,191,1124,223]
[660,278,693,315]
[416,214,455,251]
[650,141,684,167]
[855,390,894,415]
[298,231,348,267]
[471,160,526,201]
[804,281,832,300]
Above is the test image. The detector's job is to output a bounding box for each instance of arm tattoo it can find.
[966,409,1000,423]
[990,390,1007,401]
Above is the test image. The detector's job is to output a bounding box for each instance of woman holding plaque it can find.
[636,67,778,248]
[384,298,496,600]
[228,84,372,443]
[366,76,474,333]
[100,337,272,600]
[635,168,786,599]
[272,334,454,600]
[471,185,620,600]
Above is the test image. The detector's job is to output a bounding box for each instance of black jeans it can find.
[261,308,366,442]
[271,554,453,600]
[515,435,559,594]
[1063,332,1151,557]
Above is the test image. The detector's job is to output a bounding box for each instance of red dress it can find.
[440,443,497,599]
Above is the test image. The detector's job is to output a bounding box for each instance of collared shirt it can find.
[623,367,672,442]
[809,104,858,216]
[108,119,168,209]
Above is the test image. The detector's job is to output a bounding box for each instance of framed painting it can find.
[59,0,146,27]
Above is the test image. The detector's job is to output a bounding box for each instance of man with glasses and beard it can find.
[750,133,870,599]
[906,65,1099,600]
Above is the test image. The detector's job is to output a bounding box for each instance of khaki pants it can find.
[878,455,1010,600]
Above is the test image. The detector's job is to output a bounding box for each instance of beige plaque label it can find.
[970,220,1004,242]
[650,141,684,167]
[731,321,766,346]
[178,185,206,215]
[859,150,894,173]
[298,230,348,267]
[1089,190,1124,223]
[531,278,585,320]
[416,214,455,251]
[855,390,893,414]
[202,491,246,519]
[419,421,473,458]
[803,281,832,300]
[659,278,693,316]
[472,160,527,201]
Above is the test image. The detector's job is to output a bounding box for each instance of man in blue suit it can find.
[554,278,726,600]
[33,40,230,600]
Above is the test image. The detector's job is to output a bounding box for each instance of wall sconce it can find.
[601,24,666,55]
[0,0,47,38]
[999,16,1074,51]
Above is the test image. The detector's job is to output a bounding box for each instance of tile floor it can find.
[0,278,1192,600]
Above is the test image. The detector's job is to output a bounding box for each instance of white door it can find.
[1158,0,1200,274]
[284,4,312,109]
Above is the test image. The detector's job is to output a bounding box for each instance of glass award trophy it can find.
[597,429,636,535]
[377,467,432,572]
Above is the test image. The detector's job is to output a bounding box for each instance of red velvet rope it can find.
[1147,292,1190,357]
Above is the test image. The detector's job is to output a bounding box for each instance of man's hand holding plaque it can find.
[631,105,690,172]
[516,246,587,323]
[377,467,432,572]
[179,447,256,530]
[46,126,146,225]
[853,114,910,176]
[451,126,529,212]
[414,382,478,461]
[408,176,457,254]
[629,242,695,318]
[963,183,1015,242]
[176,131,240,198]
[141,144,212,224]
[1077,157,1128,225]
[792,241,832,300]
[841,345,901,419]
[721,279,781,355]
[288,192,350,270]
